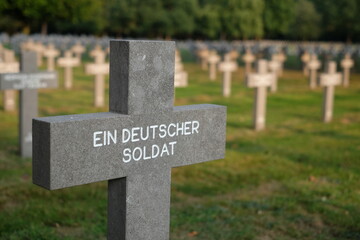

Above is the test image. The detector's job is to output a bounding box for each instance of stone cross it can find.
[267,59,281,92]
[301,51,311,76]
[32,40,226,240]
[71,42,86,61]
[207,51,220,81]
[340,53,354,87]
[43,44,60,71]
[307,54,321,89]
[90,45,105,62]
[319,61,341,123]
[242,49,255,74]
[218,57,237,97]
[32,42,46,67]
[224,50,239,61]
[271,51,286,76]
[0,51,19,111]
[196,49,209,70]
[0,51,57,157]
[85,48,109,107]
[246,59,275,131]
[174,50,188,88]
[57,51,80,89]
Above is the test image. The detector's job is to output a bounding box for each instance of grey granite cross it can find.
[32,40,226,240]
[0,51,58,157]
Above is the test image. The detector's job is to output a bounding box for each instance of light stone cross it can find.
[85,48,109,107]
[340,54,354,87]
[32,42,46,67]
[196,49,209,70]
[301,51,311,76]
[174,50,188,88]
[90,45,105,62]
[307,54,321,89]
[57,51,80,89]
[207,51,220,81]
[218,56,237,97]
[319,61,341,123]
[271,52,286,76]
[71,42,86,61]
[32,40,226,240]
[246,59,275,131]
[0,51,57,157]
[242,49,255,75]
[267,59,281,92]
[43,44,60,71]
[0,51,19,112]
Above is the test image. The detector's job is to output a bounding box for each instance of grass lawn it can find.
[0,61,359,239]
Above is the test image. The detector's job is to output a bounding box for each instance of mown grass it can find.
[0,60,359,239]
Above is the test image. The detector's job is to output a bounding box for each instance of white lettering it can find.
[131,127,140,142]
[122,128,131,143]
[93,131,102,147]
[192,121,199,134]
[123,148,131,162]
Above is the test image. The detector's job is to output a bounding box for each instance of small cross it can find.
[71,42,86,61]
[307,54,321,89]
[246,59,275,131]
[57,51,80,89]
[267,59,281,92]
[196,49,209,70]
[319,61,341,123]
[85,48,109,107]
[242,49,255,74]
[33,40,226,240]
[43,44,60,71]
[174,50,188,87]
[207,51,220,81]
[0,51,58,157]
[340,53,354,87]
[301,51,311,76]
[0,54,19,111]
[218,56,237,97]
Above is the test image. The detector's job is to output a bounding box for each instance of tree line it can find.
[0,0,359,42]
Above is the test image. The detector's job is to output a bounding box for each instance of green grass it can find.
[1,62,360,239]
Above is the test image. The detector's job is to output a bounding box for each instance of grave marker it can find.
[85,49,109,107]
[340,53,354,87]
[174,50,188,87]
[319,61,341,123]
[33,40,226,240]
[307,54,321,89]
[246,59,275,131]
[0,51,57,157]
[301,51,310,76]
[218,57,237,97]
[0,51,19,111]
[43,44,60,71]
[196,49,209,70]
[71,42,86,61]
[57,51,80,89]
[267,59,281,92]
[207,51,220,81]
[242,49,255,74]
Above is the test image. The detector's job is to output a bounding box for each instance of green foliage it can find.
[0,0,360,40]
[264,0,295,38]
[291,0,321,40]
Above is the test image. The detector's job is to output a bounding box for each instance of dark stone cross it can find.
[0,51,58,157]
[32,40,227,240]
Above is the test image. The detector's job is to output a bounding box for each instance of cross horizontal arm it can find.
[33,104,226,190]
[0,72,58,90]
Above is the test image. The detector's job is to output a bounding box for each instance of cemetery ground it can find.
[0,59,360,240]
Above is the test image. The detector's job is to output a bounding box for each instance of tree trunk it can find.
[41,22,48,35]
